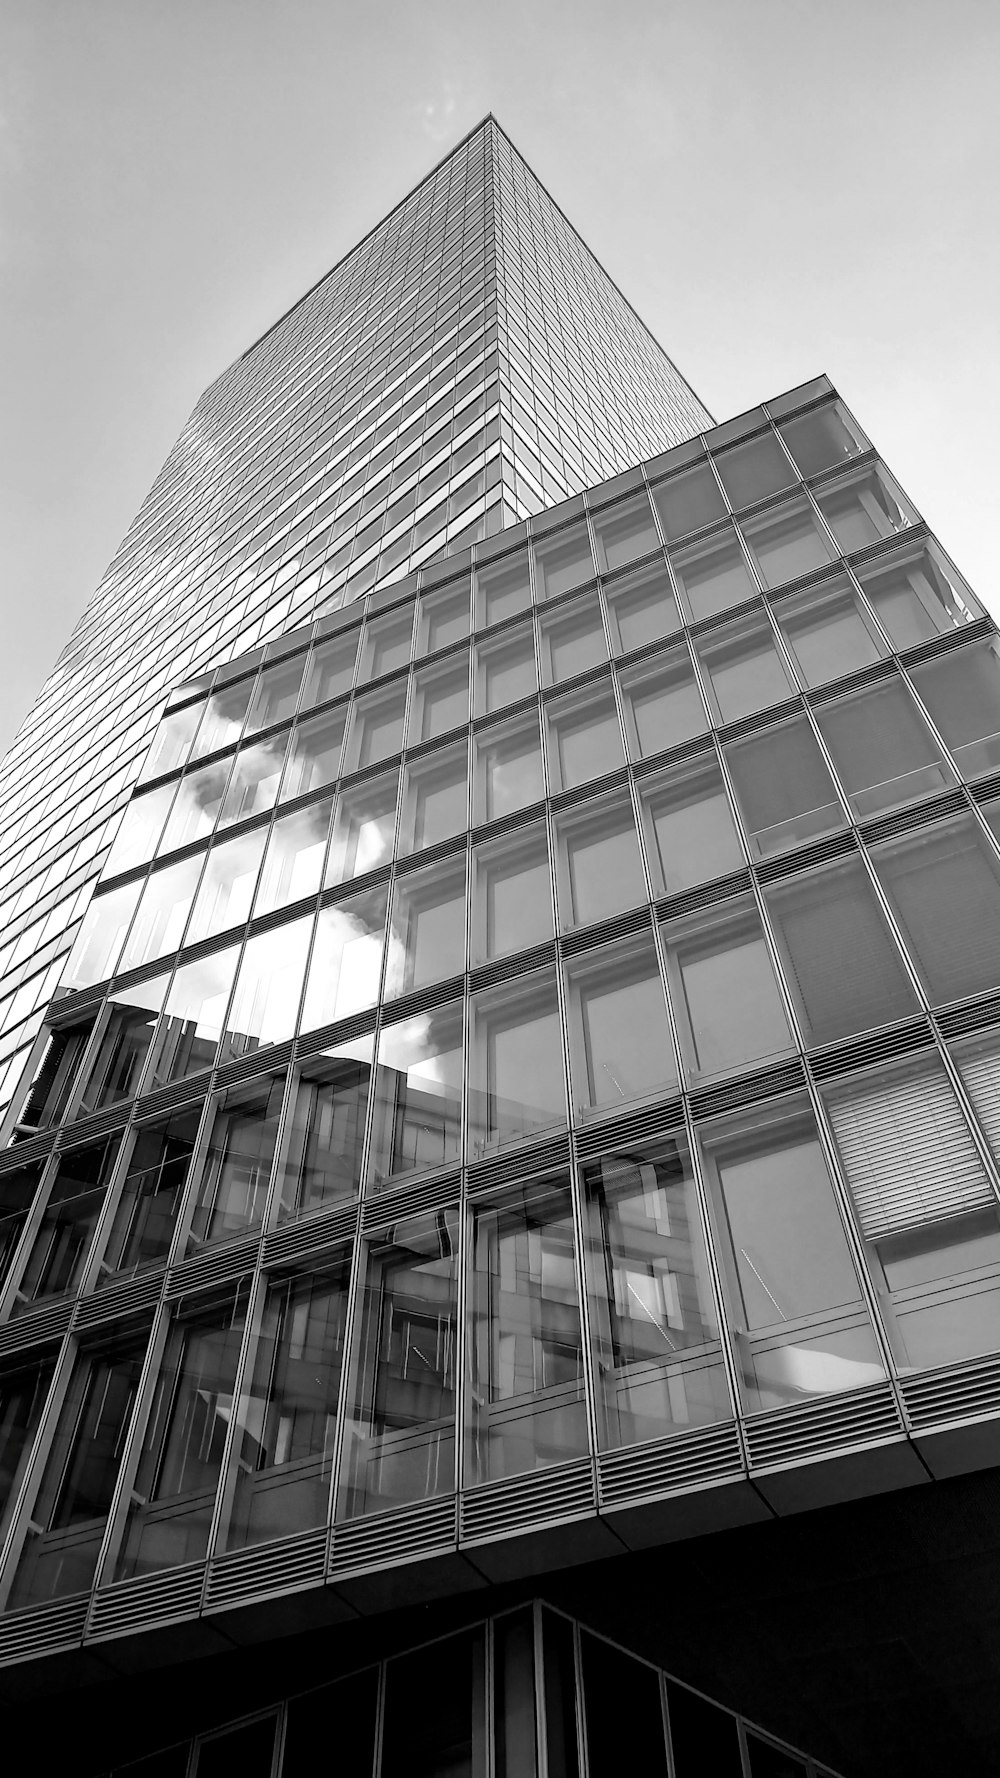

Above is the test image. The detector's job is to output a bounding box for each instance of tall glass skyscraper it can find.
[2,118,1000,1778]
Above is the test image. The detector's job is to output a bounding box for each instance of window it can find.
[218,736,288,829]
[299,627,359,711]
[343,681,408,773]
[61,879,143,991]
[219,917,311,1061]
[301,887,387,1032]
[700,1103,882,1411]
[468,971,566,1154]
[662,897,793,1082]
[104,784,177,877]
[253,799,332,918]
[398,739,468,856]
[279,707,346,801]
[476,548,532,627]
[533,520,594,600]
[475,620,537,715]
[619,646,707,762]
[244,654,305,735]
[340,1210,458,1515]
[14,1137,120,1311]
[325,769,399,886]
[670,529,755,623]
[582,1140,728,1449]
[468,1180,587,1481]
[775,579,885,687]
[368,1005,464,1187]
[816,678,954,818]
[138,699,203,785]
[0,1356,55,1546]
[826,1053,1000,1370]
[101,1106,201,1278]
[554,789,647,928]
[696,616,792,725]
[187,1075,284,1248]
[409,653,470,743]
[190,678,255,761]
[764,857,918,1046]
[911,639,1000,780]
[778,398,867,478]
[724,716,843,859]
[471,822,553,964]
[416,576,471,654]
[638,757,744,893]
[714,432,795,509]
[385,856,466,997]
[858,543,978,650]
[565,933,676,1118]
[474,711,544,824]
[185,826,268,945]
[359,605,414,680]
[871,817,1000,1005]
[75,972,169,1112]
[604,560,680,655]
[277,1041,372,1220]
[592,492,660,571]
[537,593,608,687]
[651,461,725,542]
[741,497,834,588]
[814,466,911,554]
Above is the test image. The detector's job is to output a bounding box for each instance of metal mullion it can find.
[351,758,406,1204]
[88,1297,172,1592]
[789,694,867,843]
[900,657,983,805]
[802,1068,911,1399]
[533,1598,550,1778]
[321,1207,368,1551]
[754,572,813,698]
[676,1100,747,1442]
[0,1326,78,1609]
[160,1088,224,1272]
[850,827,938,1015]
[738,844,811,1066]
[72,1118,145,1298]
[570,1615,590,1778]
[370,1656,387,1778]
[454,1182,471,1502]
[927,1031,1000,1210]
[203,1264,270,1566]
[259,1042,314,1239]
[659,1668,678,1778]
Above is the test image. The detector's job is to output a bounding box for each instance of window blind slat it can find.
[829,1064,993,1241]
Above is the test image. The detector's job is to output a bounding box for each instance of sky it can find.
[1,0,997,758]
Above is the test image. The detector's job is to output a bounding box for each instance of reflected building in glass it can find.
[0,118,999,1777]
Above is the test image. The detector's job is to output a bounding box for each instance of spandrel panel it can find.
[741,498,835,589]
[604,560,680,656]
[698,1102,884,1412]
[340,1210,458,1516]
[554,789,647,929]
[325,769,399,886]
[651,462,725,543]
[911,639,1000,780]
[763,857,918,1046]
[300,628,360,712]
[564,933,676,1120]
[870,817,1000,1005]
[592,492,659,572]
[190,679,255,762]
[14,1136,121,1312]
[695,617,793,726]
[619,646,707,761]
[777,399,867,478]
[475,620,537,715]
[476,549,532,627]
[185,826,268,946]
[117,855,204,973]
[582,1140,729,1448]
[474,711,544,824]
[104,785,177,878]
[858,544,979,650]
[138,700,204,786]
[301,888,388,1032]
[638,757,744,895]
[775,579,886,688]
[538,593,608,687]
[60,879,143,992]
[816,679,955,818]
[253,799,333,918]
[101,1105,202,1279]
[187,1075,285,1250]
[279,708,347,803]
[661,897,794,1084]
[670,529,755,624]
[471,822,552,965]
[368,1006,464,1189]
[76,972,170,1114]
[142,947,239,1092]
[723,717,844,860]
[384,856,466,999]
[409,654,470,744]
[343,681,408,773]
[117,1289,250,1578]
[824,1051,1000,1373]
[244,655,306,737]
[160,758,232,853]
[468,970,566,1157]
[398,740,468,856]
[8,1328,150,1608]
[468,1179,587,1482]
[714,433,796,509]
[277,1041,372,1220]
[533,521,594,601]
[218,735,288,830]
[545,683,624,792]
[224,1258,351,1549]
[219,916,312,1062]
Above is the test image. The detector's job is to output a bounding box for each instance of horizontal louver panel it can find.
[829,1064,993,1241]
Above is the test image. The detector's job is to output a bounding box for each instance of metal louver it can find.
[828,1061,995,1241]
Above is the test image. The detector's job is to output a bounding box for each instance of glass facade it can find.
[0,118,996,1765]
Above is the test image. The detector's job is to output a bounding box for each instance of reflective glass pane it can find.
[279,708,347,802]
[715,433,796,509]
[409,654,470,743]
[546,684,624,792]
[325,769,399,886]
[776,579,885,687]
[117,855,203,973]
[385,857,466,999]
[0,1357,56,1546]
[696,617,792,725]
[475,621,537,715]
[534,521,594,600]
[565,933,676,1118]
[619,646,707,761]
[253,799,332,918]
[778,399,867,478]
[724,716,844,859]
[662,898,793,1082]
[277,1040,372,1220]
[469,971,565,1156]
[218,736,288,829]
[301,888,387,1032]
[417,578,471,653]
[187,1075,285,1248]
[244,654,305,736]
[160,759,231,853]
[764,857,918,1045]
[671,529,755,623]
[471,823,552,965]
[871,817,1000,1005]
[554,789,647,929]
[398,740,468,856]
[474,711,544,824]
[219,917,312,1061]
[359,606,414,680]
[604,560,680,656]
[15,1137,120,1311]
[101,1106,202,1278]
[592,492,659,571]
[60,880,143,992]
[300,628,360,711]
[185,826,268,946]
[476,549,532,627]
[816,678,954,818]
[344,681,407,773]
[104,785,176,877]
[742,498,835,588]
[815,467,912,554]
[138,700,204,786]
[78,972,169,1112]
[142,946,239,1090]
[858,543,979,650]
[911,639,1000,780]
[190,679,255,761]
[368,1006,464,1188]
[538,594,608,688]
[652,462,725,542]
[638,757,744,895]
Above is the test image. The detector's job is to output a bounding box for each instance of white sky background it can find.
[0,0,997,759]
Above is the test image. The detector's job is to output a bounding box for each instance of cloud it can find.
[416,82,461,145]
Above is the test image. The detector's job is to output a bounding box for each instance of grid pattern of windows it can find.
[0,381,998,1660]
[0,118,712,1134]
